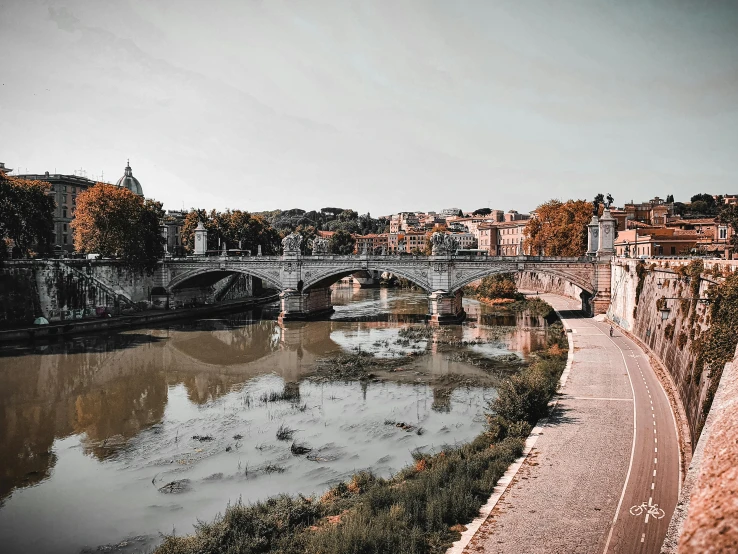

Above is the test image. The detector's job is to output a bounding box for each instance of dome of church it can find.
[115,160,144,196]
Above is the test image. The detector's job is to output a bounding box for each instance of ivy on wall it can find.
[696,271,738,428]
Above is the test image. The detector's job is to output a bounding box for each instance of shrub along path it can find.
[462,293,679,554]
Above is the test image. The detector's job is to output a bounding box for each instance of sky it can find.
[1,0,737,216]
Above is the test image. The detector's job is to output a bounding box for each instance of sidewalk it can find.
[463,294,635,554]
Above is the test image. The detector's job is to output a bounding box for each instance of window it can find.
[63,224,67,232]
[719,227,728,240]
[63,234,68,244]
[63,209,67,218]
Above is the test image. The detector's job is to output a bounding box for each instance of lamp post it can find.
[658,297,712,320]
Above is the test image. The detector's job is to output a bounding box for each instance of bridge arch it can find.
[166,266,283,293]
[450,266,596,296]
[303,263,431,292]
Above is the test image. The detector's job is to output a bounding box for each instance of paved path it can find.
[463,294,680,554]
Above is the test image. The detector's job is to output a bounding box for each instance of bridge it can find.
[157,213,616,323]
[158,212,617,323]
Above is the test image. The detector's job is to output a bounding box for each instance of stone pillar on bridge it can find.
[591,209,615,314]
[427,253,466,324]
[194,222,207,256]
[278,232,334,323]
[587,214,599,256]
[428,290,465,324]
[278,287,334,323]
[597,209,615,256]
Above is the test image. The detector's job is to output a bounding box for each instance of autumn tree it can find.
[72,184,164,272]
[0,173,55,260]
[329,230,356,255]
[524,199,593,256]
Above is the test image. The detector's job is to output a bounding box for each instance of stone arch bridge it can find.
[160,253,611,323]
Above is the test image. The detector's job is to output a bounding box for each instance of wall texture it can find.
[516,271,586,308]
[607,258,721,445]
[0,261,156,324]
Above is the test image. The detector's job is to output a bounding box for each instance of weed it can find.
[276,424,296,441]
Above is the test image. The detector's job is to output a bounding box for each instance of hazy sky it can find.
[1,0,737,215]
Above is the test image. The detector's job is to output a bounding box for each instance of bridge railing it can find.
[162,254,595,263]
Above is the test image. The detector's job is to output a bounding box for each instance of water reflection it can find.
[0,288,551,554]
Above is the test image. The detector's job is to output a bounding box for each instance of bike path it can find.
[462,294,679,554]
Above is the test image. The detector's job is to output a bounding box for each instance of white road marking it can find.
[653,470,657,477]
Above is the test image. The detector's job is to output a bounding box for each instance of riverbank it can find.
[153,301,569,554]
[0,292,280,344]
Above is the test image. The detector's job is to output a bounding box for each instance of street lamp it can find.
[658,297,712,320]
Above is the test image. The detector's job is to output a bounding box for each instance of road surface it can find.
[462,294,680,554]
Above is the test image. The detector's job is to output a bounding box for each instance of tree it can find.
[0,174,55,260]
[524,199,592,256]
[181,209,280,255]
[473,208,492,216]
[295,224,318,255]
[475,273,519,299]
[72,184,164,272]
[329,230,355,255]
[666,194,674,203]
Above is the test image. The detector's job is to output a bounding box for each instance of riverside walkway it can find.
[461,294,680,554]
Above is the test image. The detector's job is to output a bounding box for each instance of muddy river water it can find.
[0,287,553,554]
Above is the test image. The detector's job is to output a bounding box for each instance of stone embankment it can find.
[0,259,258,329]
[607,257,738,552]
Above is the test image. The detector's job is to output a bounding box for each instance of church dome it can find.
[115,160,143,196]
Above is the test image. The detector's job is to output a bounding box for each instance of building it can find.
[354,233,388,254]
[613,228,700,257]
[503,210,530,222]
[0,162,11,175]
[15,170,97,253]
[495,221,528,256]
[666,218,733,256]
[622,197,675,227]
[115,160,144,196]
[477,223,496,255]
[450,232,477,249]
[389,212,420,233]
[403,230,427,253]
[162,210,187,256]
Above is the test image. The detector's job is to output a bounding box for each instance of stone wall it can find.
[0,260,156,325]
[607,258,728,446]
[516,271,587,309]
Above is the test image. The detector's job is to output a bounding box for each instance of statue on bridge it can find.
[430,232,459,255]
[311,237,329,255]
[282,232,303,254]
[593,193,614,215]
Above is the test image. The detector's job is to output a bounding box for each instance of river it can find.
[0,287,553,554]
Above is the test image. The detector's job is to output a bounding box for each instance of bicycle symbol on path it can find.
[630,499,666,523]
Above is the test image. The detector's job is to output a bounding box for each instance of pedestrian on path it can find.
[609,325,613,337]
